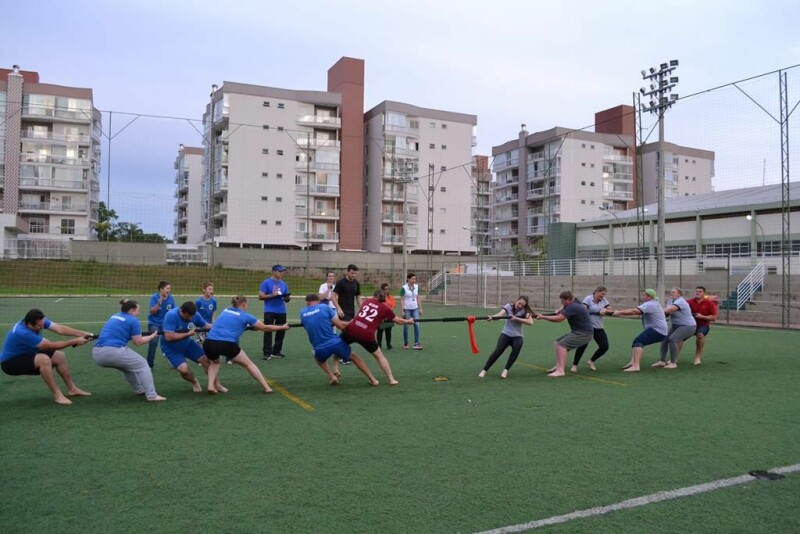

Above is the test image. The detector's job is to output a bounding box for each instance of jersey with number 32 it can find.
[344,298,396,342]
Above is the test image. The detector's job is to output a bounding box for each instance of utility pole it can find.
[639,60,679,300]
[207,84,218,268]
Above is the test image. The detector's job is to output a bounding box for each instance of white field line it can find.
[475,464,800,533]
[54,298,63,303]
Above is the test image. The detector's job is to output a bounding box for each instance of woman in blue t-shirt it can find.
[203,295,289,394]
[93,299,164,401]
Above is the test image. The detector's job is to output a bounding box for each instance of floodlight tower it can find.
[639,60,679,300]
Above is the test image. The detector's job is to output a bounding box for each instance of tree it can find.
[94,202,169,243]
[96,201,119,241]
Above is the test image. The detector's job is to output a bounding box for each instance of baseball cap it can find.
[644,288,658,299]
[272,265,286,272]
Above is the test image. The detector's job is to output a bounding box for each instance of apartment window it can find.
[440,207,446,213]
[263,101,270,107]
[441,123,447,129]
[685,176,689,180]
[590,182,595,186]
[685,158,689,163]
[429,122,435,128]
[440,229,446,234]
[692,159,696,164]
[581,200,586,204]
[276,197,283,202]
[589,200,595,205]
[262,172,269,177]
[261,196,268,201]
[60,219,75,235]
[581,143,586,148]
[581,181,586,186]
[275,220,282,226]
[277,150,284,156]
[261,220,268,225]
[263,125,270,130]
[410,120,419,129]
[590,163,595,168]
[277,103,285,109]
[440,165,447,171]
[441,145,447,150]
[429,143,435,149]
[29,218,46,233]
[581,162,586,167]
[262,149,269,154]
[277,126,284,131]
[276,173,283,179]
[692,176,696,181]
[440,186,447,192]
[590,145,595,149]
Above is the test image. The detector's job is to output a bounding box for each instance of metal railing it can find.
[736,262,766,310]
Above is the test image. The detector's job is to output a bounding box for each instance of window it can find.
[277,103,285,109]
[581,162,586,167]
[429,143,435,149]
[261,220,268,225]
[589,200,595,205]
[276,197,283,202]
[276,173,283,179]
[581,143,586,148]
[666,245,697,259]
[440,229,446,234]
[440,165,447,171]
[275,220,282,226]
[440,207,447,213]
[581,181,586,186]
[29,218,46,233]
[277,126,284,131]
[429,122,435,128]
[685,176,689,180]
[590,182,595,186]
[692,159,696,164]
[441,123,447,129]
[263,125,270,130]
[410,120,419,129]
[440,186,447,192]
[262,101,270,107]
[441,145,447,150]
[685,158,689,163]
[261,196,268,201]
[581,199,586,204]
[590,163,594,168]
[277,150,284,156]
[590,145,595,149]
[262,149,269,154]
[692,176,696,181]
[262,172,269,177]
[60,219,75,235]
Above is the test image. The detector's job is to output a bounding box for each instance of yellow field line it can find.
[517,362,627,386]
[267,379,315,411]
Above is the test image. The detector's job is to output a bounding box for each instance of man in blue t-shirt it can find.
[0,308,93,405]
[258,265,290,360]
[535,291,594,377]
[300,294,379,386]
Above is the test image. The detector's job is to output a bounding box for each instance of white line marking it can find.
[475,464,800,533]
[54,298,63,303]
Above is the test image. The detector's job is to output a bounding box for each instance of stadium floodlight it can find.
[660,62,669,70]
[670,59,679,66]
[670,77,679,83]
[641,69,647,77]
[649,67,656,74]
[670,94,679,101]
[640,87,646,95]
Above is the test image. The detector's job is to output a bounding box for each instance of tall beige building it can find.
[173,145,204,244]
[363,101,477,254]
[640,142,715,203]
[1,65,101,257]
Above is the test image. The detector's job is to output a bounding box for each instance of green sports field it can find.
[1,297,799,533]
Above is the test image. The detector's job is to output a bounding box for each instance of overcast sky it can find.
[3,0,799,236]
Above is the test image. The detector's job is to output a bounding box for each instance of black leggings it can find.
[482,334,524,371]
[376,326,393,348]
[572,328,609,365]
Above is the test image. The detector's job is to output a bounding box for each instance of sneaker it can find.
[226,360,233,365]
[651,361,667,368]
[664,362,678,369]
[403,345,409,350]
[341,360,352,366]
[588,361,597,371]
[386,345,393,350]
[413,343,423,350]
[271,352,287,358]
[262,354,271,361]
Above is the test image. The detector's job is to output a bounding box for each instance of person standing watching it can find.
[147,280,175,369]
[259,265,290,360]
[1,309,92,405]
[332,264,361,320]
[318,271,337,311]
[401,273,423,350]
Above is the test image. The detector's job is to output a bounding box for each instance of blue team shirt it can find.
[160,308,208,353]
[260,278,289,313]
[95,312,142,348]
[148,293,176,327]
[0,318,53,362]
[300,304,339,349]
[207,308,259,343]
[195,296,218,323]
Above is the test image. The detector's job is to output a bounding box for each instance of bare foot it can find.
[547,366,557,373]
[500,369,508,379]
[54,396,72,405]
[263,387,273,394]
[478,370,486,378]
[369,379,380,386]
[622,363,633,370]
[216,384,228,393]
[588,361,597,371]
[623,366,640,373]
[547,371,565,377]
[192,381,203,393]
[207,388,219,395]
[389,379,399,386]
[651,361,666,368]
[333,370,341,377]
[693,358,702,366]
[329,376,339,385]
[570,365,578,373]
[67,388,92,397]
[147,395,167,402]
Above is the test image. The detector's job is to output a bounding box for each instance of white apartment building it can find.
[202,82,343,250]
[1,66,101,257]
[640,142,715,203]
[492,125,635,255]
[363,101,477,254]
[469,155,492,255]
[173,145,204,244]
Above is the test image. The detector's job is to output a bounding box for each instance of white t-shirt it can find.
[401,283,419,310]
[318,282,336,309]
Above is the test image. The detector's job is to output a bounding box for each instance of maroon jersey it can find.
[688,297,717,328]
[344,298,396,342]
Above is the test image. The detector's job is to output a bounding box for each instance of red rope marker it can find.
[466,316,479,354]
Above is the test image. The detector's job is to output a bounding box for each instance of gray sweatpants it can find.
[659,324,696,363]
[92,346,158,399]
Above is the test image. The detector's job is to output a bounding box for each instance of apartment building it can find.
[640,142,715,203]
[173,145,204,244]
[363,101,477,254]
[1,65,101,256]
[469,155,492,254]
[200,57,364,251]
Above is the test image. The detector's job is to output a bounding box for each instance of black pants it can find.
[262,312,287,355]
[573,328,609,365]
[482,334,524,371]
[376,325,393,348]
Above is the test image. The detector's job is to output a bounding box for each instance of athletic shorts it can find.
[556,331,594,351]
[340,330,379,354]
[202,339,241,361]
[1,350,57,376]
[163,341,205,368]
[633,328,667,348]
[312,339,352,363]
[695,325,710,337]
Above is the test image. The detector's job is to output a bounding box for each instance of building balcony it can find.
[381,211,418,223]
[603,154,633,163]
[527,186,561,199]
[527,225,547,236]
[494,194,519,205]
[492,158,519,172]
[295,231,340,242]
[384,124,420,137]
[19,202,88,213]
[21,154,90,166]
[295,184,341,196]
[27,225,82,236]
[603,190,634,201]
[295,207,340,218]
[20,130,93,144]
[295,161,340,172]
[381,234,418,246]
[381,188,418,202]
[296,115,342,129]
[19,177,87,190]
[21,106,92,123]
[382,146,419,158]
[602,172,633,183]
[295,138,341,149]
[494,211,519,222]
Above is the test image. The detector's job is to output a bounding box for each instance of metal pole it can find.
[306,132,311,269]
[402,177,408,282]
[656,105,666,301]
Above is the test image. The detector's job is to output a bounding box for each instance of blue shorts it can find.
[695,325,710,337]
[163,342,205,368]
[632,328,667,348]
[313,339,352,363]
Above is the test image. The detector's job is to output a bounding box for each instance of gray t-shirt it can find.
[561,300,593,334]
[666,296,696,327]
[637,299,668,335]
[582,294,610,329]
[500,304,527,338]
